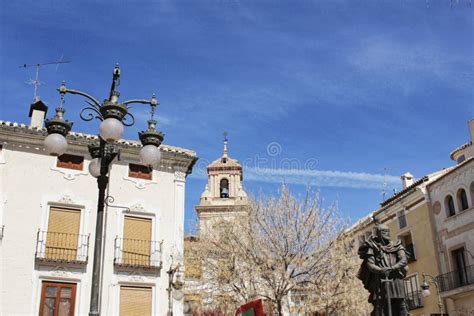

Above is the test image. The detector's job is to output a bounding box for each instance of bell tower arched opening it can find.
[220,178,229,198]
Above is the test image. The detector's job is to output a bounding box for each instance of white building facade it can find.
[426,119,474,315]
[0,103,197,315]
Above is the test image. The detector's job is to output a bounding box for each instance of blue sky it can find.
[1,1,473,234]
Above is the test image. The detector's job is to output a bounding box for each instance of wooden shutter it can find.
[57,154,84,170]
[123,216,152,265]
[128,163,152,180]
[120,286,152,316]
[48,208,81,234]
[46,207,81,261]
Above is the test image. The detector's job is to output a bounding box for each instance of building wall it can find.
[0,141,190,315]
[350,189,443,315]
[428,161,474,273]
[427,160,474,316]
[385,201,441,315]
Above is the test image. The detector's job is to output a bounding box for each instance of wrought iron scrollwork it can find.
[80,104,103,122]
[104,196,130,213]
[122,112,135,127]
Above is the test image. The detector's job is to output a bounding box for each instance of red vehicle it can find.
[235,299,265,316]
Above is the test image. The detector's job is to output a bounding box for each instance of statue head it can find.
[375,223,391,244]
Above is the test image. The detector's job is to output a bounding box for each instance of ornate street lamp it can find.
[167,263,184,316]
[43,64,164,316]
[421,272,445,315]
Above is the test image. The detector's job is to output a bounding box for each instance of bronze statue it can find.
[358,222,409,316]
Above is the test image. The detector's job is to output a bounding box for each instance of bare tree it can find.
[308,233,371,314]
[194,185,369,315]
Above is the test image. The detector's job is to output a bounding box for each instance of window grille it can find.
[404,274,423,310]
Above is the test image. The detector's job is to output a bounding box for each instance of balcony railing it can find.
[436,264,474,292]
[406,291,423,310]
[35,231,89,264]
[114,237,162,269]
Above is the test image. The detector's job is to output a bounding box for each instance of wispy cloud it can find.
[349,35,474,91]
[191,166,400,190]
[131,110,176,127]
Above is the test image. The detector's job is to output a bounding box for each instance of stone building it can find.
[349,170,447,315]
[184,137,248,314]
[426,119,474,314]
[348,118,474,316]
[0,99,197,315]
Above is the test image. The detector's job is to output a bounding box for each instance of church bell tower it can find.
[196,133,248,234]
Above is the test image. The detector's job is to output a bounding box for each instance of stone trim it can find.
[0,120,198,176]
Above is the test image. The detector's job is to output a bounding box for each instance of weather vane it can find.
[20,57,70,102]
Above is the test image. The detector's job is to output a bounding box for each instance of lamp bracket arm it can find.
[123,99,153,106]
[104,195,130,212]
[60,88,102,109]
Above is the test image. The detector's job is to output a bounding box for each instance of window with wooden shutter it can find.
[56,154,84,170]
[46,207,81,261]
[122,216,152,266]
[119,286,152,316]
[128,163,152,180]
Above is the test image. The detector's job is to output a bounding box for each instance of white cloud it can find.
[190,166,400,190]
[131,110,176,127]
[349,36,474,91]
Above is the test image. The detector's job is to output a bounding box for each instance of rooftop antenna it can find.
[381,167,389,202]
[19,58,70,102]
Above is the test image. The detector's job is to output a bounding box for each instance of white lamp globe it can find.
[172,289,184,301]
[44,133,68,156]
[99,118,124,142]
[139,144,161,167]
[88,158,101,178]
[421,288,430,297]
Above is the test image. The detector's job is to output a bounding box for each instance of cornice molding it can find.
[0,121,198,176]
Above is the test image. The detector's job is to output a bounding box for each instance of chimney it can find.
[401,172,414,189]
[469,118,474,143]
[28,99,48,128]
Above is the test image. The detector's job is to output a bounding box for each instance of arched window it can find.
[220,178,229,198]
[445,195,456,217]
[457,188,469,211]
[470,182,474,207]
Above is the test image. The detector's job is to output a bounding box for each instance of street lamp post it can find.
[421,272,445,315]
[167,263,184,316]
[43,64,164,316]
